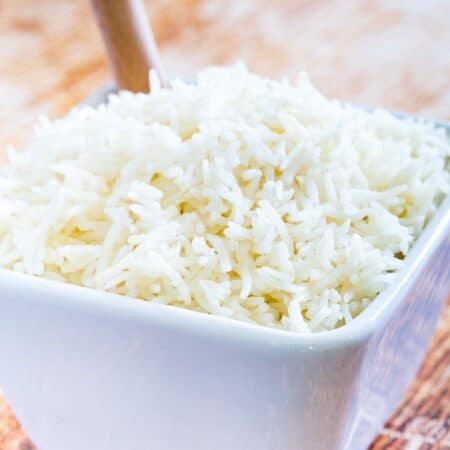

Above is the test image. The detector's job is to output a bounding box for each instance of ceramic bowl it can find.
[0,93,449,450]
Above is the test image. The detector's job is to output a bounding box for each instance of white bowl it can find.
[0,98,449,450]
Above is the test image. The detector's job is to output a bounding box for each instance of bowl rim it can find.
[0,86,449,349]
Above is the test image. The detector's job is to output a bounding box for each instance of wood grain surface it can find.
[0,0,449,449]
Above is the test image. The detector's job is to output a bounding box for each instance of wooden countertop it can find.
[0,0,449,448]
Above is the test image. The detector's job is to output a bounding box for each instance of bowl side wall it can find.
[344,232,450,449]
[0,279,367,450]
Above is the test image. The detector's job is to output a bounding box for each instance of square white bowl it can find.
[0,95,449,450]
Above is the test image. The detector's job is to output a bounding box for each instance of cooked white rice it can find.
[0,65,449,333]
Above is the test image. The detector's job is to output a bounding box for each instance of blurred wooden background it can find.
[0,0,449,448]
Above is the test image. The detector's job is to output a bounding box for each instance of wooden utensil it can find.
[90,0,166,92]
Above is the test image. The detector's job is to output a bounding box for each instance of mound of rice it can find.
[0,65,449,333]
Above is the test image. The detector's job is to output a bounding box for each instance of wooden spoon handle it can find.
[90,0,166,92]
